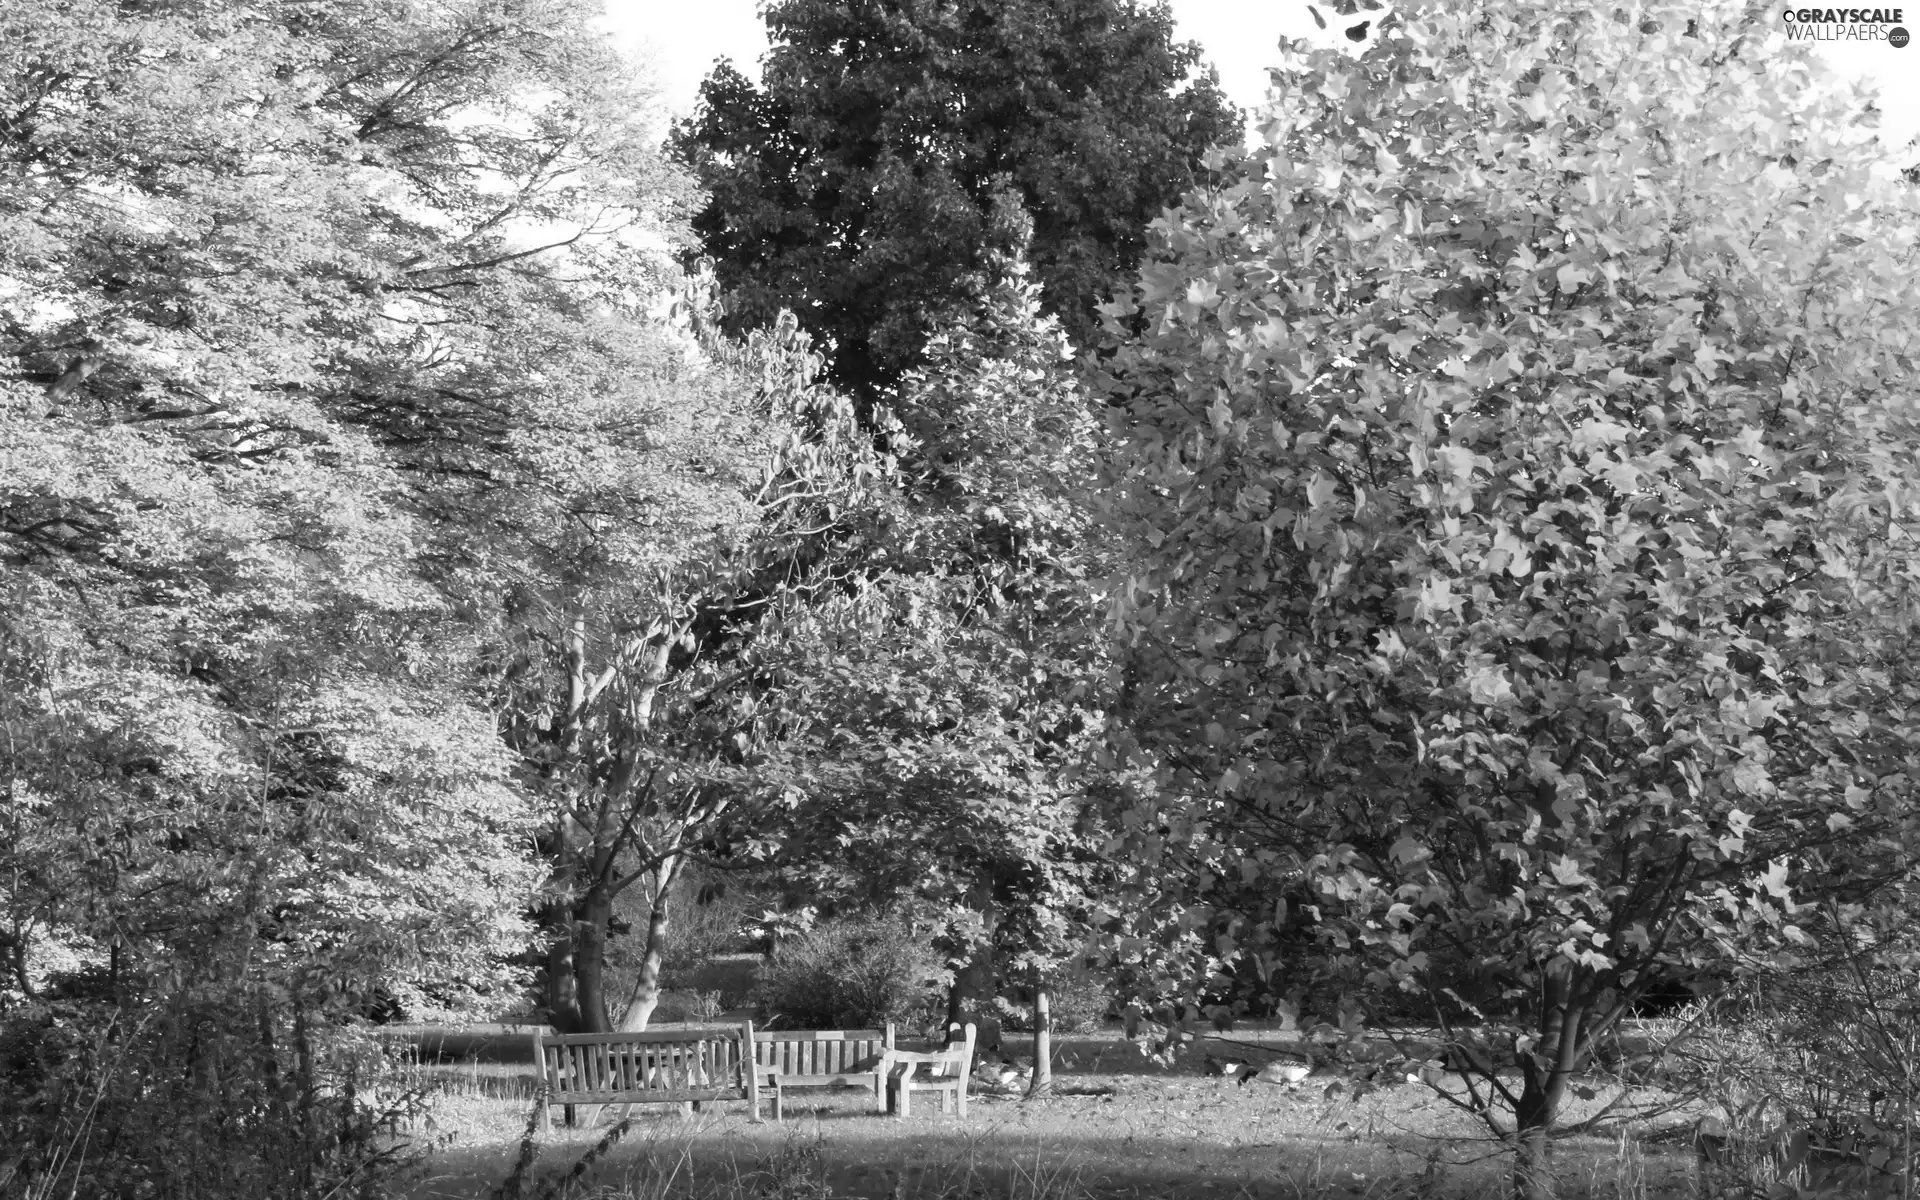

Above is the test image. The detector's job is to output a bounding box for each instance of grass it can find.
[386,1026,1707,1200]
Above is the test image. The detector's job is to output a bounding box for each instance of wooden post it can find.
[873,1023,895,1113]
[742,1020,762,1122]
[955,1022,976,1117]
[532,1028,551,1134]
[1028,977,1053,1098]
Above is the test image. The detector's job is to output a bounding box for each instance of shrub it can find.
[995,970,1113,1034]
[0,993,428,1200]
[753,913,950,1031]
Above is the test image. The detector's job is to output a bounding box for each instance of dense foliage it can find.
[0,0,772,1190]
[1096,2,1920,1191]
[753,911,951,1030]
[11,0,1920,1193]
[741,251,1127,1089]
[672,0,1241,401]
[0,0,668,1026]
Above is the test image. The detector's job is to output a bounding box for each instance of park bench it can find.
[750,1025,896,1119]
[879,1022,976,1117]
[531,1022,760,1130]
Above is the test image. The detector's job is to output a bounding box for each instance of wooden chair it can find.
[880,1022,975,1117]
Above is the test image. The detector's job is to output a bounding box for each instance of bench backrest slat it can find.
[543,1028,726,1045]
[748,1025,894,1078]
[532,1022,758,1104]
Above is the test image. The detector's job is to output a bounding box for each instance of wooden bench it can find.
[750,1026,895,1120]
[880,1022,976,1118]
[531,1023,760,1130]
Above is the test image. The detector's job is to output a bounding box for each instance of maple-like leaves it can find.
[1098,0,1920,1155]
[0,0,703,1014]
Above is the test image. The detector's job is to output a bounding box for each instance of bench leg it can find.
[564,1103,576,1129]
[539,1099,552,1134]
[774,1086,784,1122]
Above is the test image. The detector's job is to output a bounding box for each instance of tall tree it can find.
[672,0,1241,403]
[1097,3,1920,1195]
[0,0,738,1186]
[494,313,900,1034]
[749,251,1122,1087]
[0,0,691,1017]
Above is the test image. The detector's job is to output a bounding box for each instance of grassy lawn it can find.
[384,1025,1706,1200]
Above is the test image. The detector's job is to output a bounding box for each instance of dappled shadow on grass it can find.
[390,1026,1712,1199]
[404,1075,1700,1200]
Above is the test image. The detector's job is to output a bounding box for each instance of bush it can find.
[995,970,1113,1034]
[0,993,428,1200]
[1654,915,1920,1199]
[648,989,727,1024]
[753,913,950,1031]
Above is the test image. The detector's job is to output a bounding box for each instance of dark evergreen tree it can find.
[672,0,1241,405]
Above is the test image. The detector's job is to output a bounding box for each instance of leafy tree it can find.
[0,0,682,1022]
[493,313,901,1034]
[1097,3,1920,1194]
[749,251,1124,1091]
[672,0,1241,403]
[0,0,695,1188]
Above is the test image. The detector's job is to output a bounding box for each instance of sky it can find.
[602,2,1920,162]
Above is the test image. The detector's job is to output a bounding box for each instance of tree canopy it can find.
[747,255,1118,1048]
[0,0,715,1017]
[672,0,1241,402]
[14,0,1920,1193]
[1096,2,1920,1191]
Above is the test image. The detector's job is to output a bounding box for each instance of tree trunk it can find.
[542,612,593,1035]
[1027,972,1053,1099]
[543,898,583,1033]
[1513,1119,1554,1200]
[1509,970,1588,1200]
[945,940,999,1051]
[615,856,681,1033]
[573,887,615,1033]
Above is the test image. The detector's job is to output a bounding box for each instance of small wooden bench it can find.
[750,1026,895,1120]
[881,1022,976,1118]
[531,1023,760,1130]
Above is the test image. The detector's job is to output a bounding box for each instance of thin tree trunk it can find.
[615,855,682,1033]
[543,609,592,1035]
[1510,972,1587,1200]
[1027,972,1053,1098]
